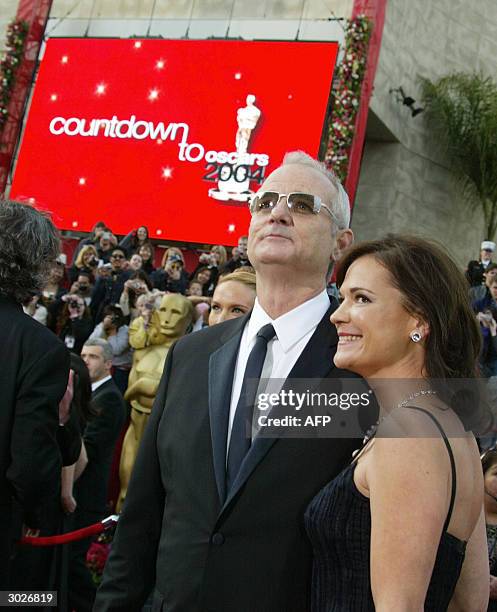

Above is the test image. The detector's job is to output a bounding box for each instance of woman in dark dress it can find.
[305,235,489,611]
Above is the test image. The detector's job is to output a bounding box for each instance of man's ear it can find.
[331,229,354,263]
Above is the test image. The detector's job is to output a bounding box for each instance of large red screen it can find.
[11,38,338,245]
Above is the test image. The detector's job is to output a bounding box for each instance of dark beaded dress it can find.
[305,406,466,611]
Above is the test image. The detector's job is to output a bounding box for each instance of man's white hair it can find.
[282,150,351,230]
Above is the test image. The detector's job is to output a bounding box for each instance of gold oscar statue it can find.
[117,294,193,511]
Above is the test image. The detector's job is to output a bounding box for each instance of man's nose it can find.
[270,196,293,224]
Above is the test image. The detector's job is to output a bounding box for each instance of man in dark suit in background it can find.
[95,151,364,611]
[69,339,126,612]
[0,199,70,589]
[90,248,132,323]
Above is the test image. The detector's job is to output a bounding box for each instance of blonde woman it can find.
[208,270,256,326]
[69,244,99,283]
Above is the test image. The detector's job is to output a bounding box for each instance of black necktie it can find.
[226,323,276,492]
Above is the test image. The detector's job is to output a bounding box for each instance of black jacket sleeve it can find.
[6,341,69,528]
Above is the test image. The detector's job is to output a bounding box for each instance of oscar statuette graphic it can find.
[209,94,261,203]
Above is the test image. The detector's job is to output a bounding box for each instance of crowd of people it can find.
[2,150,497,611]
[21,228,256,389]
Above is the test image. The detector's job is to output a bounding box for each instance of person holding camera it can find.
[119,271,153,321]
[190,245,227,295]
[151,249,188,294]
[88,305,132,395]
[69,271,94,307]
[70,221,107,266]
[57,294,93,355]
[90,248,132,323]
[69,245,99,283]
[97,231,118,264]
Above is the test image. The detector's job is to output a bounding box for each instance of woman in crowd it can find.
[71,221,106,265]
[69,244,99,283]
[119,225,151,257]
[482,448,497,611]
[208,270,256,326]
[191,245,227,294]
[138,243,155,275]
[305,235,489,611]
[56,293,93,355]
[191,266,213,297]
[88,305,132,394]
[40,259,68,330]
[119,270,153,321]
[128,253,143,271]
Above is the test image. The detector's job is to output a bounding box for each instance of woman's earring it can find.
[410,331,422,343]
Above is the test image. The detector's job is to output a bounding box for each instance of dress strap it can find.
[404,405,456,533]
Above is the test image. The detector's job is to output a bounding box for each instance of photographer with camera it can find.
[151,248,188,294]
[88,305,132,395]
[90,249,132,323]
[97,232,118,264]
[70,221,107,265]
[119,270,152,321]
[69,271,94,308]
[69,245,100,284]
[57,293,93,355]
[190,245,227,295]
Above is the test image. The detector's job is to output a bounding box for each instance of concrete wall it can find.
[46,0,353,40]
[0,0,19,51]
[352,0,497,267]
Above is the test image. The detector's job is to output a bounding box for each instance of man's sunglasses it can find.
[249,191,339,225]
[111,254,125,259]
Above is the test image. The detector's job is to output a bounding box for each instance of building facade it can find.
[2,0,495,266]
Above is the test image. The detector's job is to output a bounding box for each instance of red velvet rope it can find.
[19,516,118,546]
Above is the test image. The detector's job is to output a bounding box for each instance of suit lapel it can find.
[221,302,339,511]
[208,315,248,504]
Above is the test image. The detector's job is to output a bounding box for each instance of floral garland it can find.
[325,15,372,182]
[0,19,29,131]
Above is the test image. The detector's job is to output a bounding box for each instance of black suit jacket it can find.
[95,304,370,612]
[75,379,126,514]
[0,295,69,586]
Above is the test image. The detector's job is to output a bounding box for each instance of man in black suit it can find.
[95,152,363,611]
[0,199,70,589]
[69,339,126,611]
[90,248,132,323]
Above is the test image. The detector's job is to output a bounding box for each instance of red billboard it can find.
[11,38,338,245]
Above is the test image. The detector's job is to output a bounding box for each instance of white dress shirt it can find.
[91,374,112,392]
[226,289,331,449]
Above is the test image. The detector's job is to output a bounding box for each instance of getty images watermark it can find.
[242,378,490,439]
